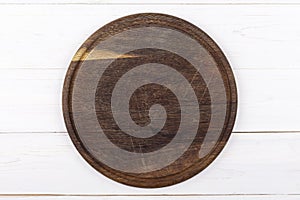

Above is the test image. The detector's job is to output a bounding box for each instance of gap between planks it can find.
[0,194,299,197]
[2,2,300,5]
[0,131,299,135]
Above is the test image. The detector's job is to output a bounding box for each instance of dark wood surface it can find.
[63,13,237,188]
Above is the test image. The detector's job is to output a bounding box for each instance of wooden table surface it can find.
[0,1,299,199]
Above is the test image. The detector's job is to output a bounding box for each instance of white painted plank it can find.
[1,0,300,4]
[0,132,299,194]
[0,195,299,200]
[0,68,299,132]
[0,5,300,69]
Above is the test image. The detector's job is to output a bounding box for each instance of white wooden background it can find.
[0,0,300,199]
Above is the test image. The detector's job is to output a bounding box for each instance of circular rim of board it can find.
[63,13,238,188]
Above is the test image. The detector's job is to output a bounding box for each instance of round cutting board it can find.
[63,13,237,188]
